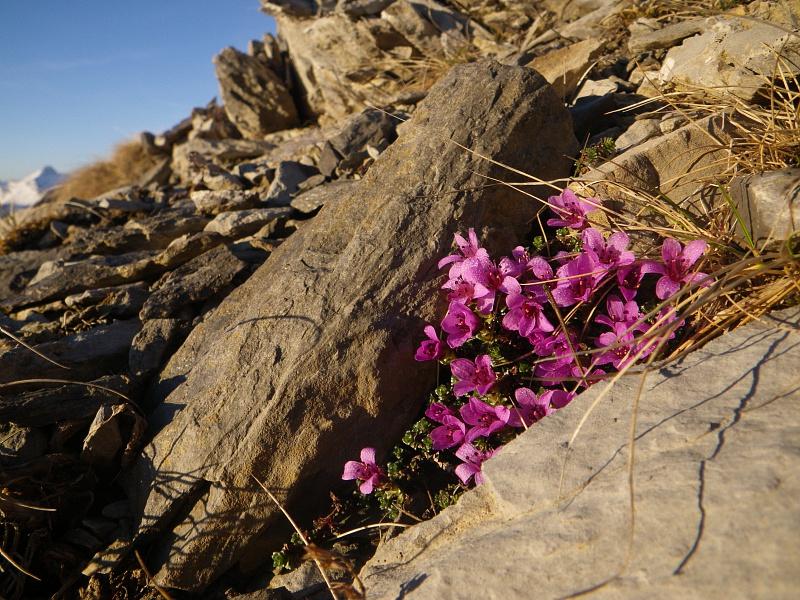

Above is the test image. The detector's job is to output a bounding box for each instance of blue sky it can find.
[0,1,275,180]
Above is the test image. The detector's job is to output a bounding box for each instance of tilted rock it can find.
[214,47,300,138]
[139,245,247,319]
[290,179,356,213]
[361,308,800,599]
[581,115,733,214]
[658,17,800,101]
[628,16,711,54]
[129,319,185,381]
[527,39,605,99]
[317,107,399,177]
[264,162,318,205]
[273,13,416,122]
[190,190,263,215]
[0,319,140,384]
[380,0,492,58]
[730,168,800,246]
[203,207,292,239]
[124,60,578,591]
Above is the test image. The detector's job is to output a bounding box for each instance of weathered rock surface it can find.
[125,60,578,591]
[528,39,604,99]
[290,179,356,213]
[582,115,733,211]
[318,108,399,177]
[129,319,185,381]
[731,167,800,246]
[204,207,292,238]
[658,17,800,100]
[139,245,247,319]
[214,47,300,137]
[0,319,140,384]
[264,162,318,206]
[361,307,800,599]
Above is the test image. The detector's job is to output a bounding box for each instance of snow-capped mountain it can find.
[0,166,66,216]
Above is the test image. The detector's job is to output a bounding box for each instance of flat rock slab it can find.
[361,307,800,599]
[204,207,292,239]
[139,245,247,319]
[124,60,578,592]
[0,319,140,384]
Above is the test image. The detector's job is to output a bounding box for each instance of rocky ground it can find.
[0,1,798,599]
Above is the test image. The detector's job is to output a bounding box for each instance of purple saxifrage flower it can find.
[460,397,511,442]
[430,415,467,450]
[414,325,444,361]
[508,387,574,427]
[546,189,596,230]
[462,257,514,314]
[454,443,498,486]
[551,252,606,306]
[616,261,661,301]
[595,294,645,332]
[342,447,384,494]
[438,228,490,279]
[650,238,709,300]
[450,354,496,397]
[441,301,480,348]
[582,228,635,269]
[425,402,455,423]
[502,276,554,337]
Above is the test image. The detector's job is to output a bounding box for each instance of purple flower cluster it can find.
[343,189,711,495]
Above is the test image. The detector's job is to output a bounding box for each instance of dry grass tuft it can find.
[53,139,161,202]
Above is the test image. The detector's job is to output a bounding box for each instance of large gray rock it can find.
[658,17,800,101]
[731,168,800,246]
[361,307,800,599]
[214,47,300,138]
[125,60,578,592]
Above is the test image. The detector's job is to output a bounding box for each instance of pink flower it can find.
[462,258,514,314]
[502,277,553,337]
[443,278,476,304]
[450,354,496,397]
[649,238,709,300]
[595,295,645,332]
[616,261,661,301]
[595,322,654,370]
[425,402,455,424]
[342,447,384,494]
[582,228,634,269]
[414,325,444,361]
[546,189,596,230]
[440,301,480,348]
[430,415,466,450]
[551,252,605,306]
[438,228,490,279]
[508,387,574,427]
[454,443,497,486]
[460,397,511,441]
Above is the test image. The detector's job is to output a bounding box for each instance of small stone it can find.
[140,245,247,319]
[528,39,605,99]
[614,119,661,152]
[730,168,800,246]
[190,190,261,215]
[0,423,47,465]
[204,207,292,239]
[265,162,318,206]
[291,180,357,214]
[129,319,184,380]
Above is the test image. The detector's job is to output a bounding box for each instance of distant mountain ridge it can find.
[0,166,66,215]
